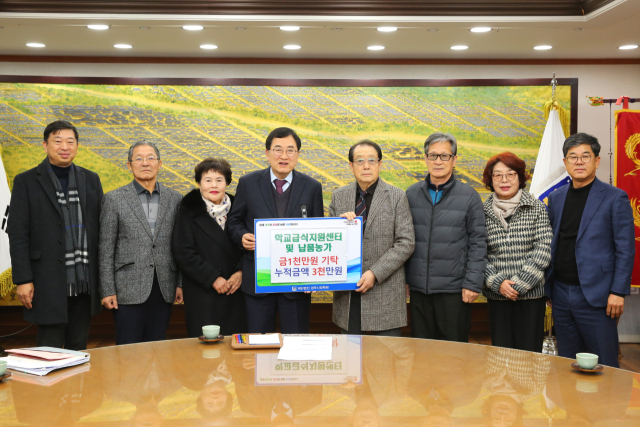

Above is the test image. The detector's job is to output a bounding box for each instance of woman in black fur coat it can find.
[172,158,247,337]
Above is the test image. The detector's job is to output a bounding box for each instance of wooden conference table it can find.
[0,336,637,426]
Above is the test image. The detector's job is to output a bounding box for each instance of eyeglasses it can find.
[353,158,380,166]
[426,153,454,162]
[492,172,518,182]
[131,156,159,164]
[270,148,298,157]
[566,154,593,164]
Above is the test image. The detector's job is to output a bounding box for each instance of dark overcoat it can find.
[8,158,103,324]
[172,189,246,336]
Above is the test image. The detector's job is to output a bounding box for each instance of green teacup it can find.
[202,325,220,339]
[0,361,7,376]
[576,353,599,370]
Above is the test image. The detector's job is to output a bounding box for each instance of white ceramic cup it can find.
[202,325,220,339]
[576,353,599,370]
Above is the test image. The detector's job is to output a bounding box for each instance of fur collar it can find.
[180,189,234,216]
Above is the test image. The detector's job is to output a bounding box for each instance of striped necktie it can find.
[355,189,367,226]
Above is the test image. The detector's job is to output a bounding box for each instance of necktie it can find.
[355,189,367,226]
[274,179,286,194]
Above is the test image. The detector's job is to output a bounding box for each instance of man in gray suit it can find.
[330,140,415,336]
[99,141,183,345]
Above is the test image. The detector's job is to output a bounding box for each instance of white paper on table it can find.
[249,334,281,345]
[1,354,90,376]
[277,336,332,361]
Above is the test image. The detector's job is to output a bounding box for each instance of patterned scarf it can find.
[492,189,522,231]
[205,360,232,386]
[46,159,90,296]
[202,194,231,230]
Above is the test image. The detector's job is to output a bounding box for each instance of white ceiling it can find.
[0,1,639,59]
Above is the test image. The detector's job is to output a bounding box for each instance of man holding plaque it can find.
[330,140,415,336]
[227,127,324,334]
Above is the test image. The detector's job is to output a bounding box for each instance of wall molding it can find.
[0,55,638,66]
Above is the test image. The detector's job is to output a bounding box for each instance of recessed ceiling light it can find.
[283,45,301,50]
[26,42,45,48]
[200,44,218,50]
[451,45,468,50]
[620,44,638,50]
[470,27,491,33]
[427,28,439,32]
[332,28,342,31]
[377,27,397,32]
[183,25,203,31]
[236,27,246,31]
[139,26,151,30]
[534,45,552,50]
[114,44,132,49]
[280,26,300,31]
[87,24,109,30]
[368,45,385,50]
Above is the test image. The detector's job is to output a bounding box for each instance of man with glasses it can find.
[8,120,103,350]
[330,140,415,336]
[545,133,635,367]
[227,127,323,333]
[99,141,183,345]
[405,132,487,342]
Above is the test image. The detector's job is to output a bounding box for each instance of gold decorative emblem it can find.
[624,133,640,176]
[631,198,640,241]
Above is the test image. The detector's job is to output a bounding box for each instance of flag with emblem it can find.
[530,109,571,204]
[0,148,12,297]
[614,109,640,287]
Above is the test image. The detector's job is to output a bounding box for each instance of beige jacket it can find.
[329,179,415,331]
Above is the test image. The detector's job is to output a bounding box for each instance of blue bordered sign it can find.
[254,217,363,293]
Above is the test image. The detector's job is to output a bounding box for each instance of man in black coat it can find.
[227,127,324,334]
[8,120,103,350]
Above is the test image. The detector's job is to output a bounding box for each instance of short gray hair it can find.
[562,133,601,157]
[127,141,161,162]
[424,132,457,156]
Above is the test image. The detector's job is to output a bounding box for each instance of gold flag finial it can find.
[543,72,570,138]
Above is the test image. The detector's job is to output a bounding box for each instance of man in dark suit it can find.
[8,120,103,350]
[227,127,324,333]
[545,133,635,368]
[99,141,183,345]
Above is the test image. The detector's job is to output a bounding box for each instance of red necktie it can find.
[274,179,286,194]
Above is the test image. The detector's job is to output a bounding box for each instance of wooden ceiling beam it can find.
[0,1,589,16]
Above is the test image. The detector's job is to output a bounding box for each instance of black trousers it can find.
[36,294,92,350]
[487,297,547,352]
[244,292,311,334]
[410,291,471,342]
[340,291,402,336]
[112,271,173,345]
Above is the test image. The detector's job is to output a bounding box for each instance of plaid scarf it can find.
[46,159,90,296]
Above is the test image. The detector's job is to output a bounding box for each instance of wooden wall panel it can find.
[0,303,491,338]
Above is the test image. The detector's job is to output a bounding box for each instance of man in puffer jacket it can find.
[405,132,487,342]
